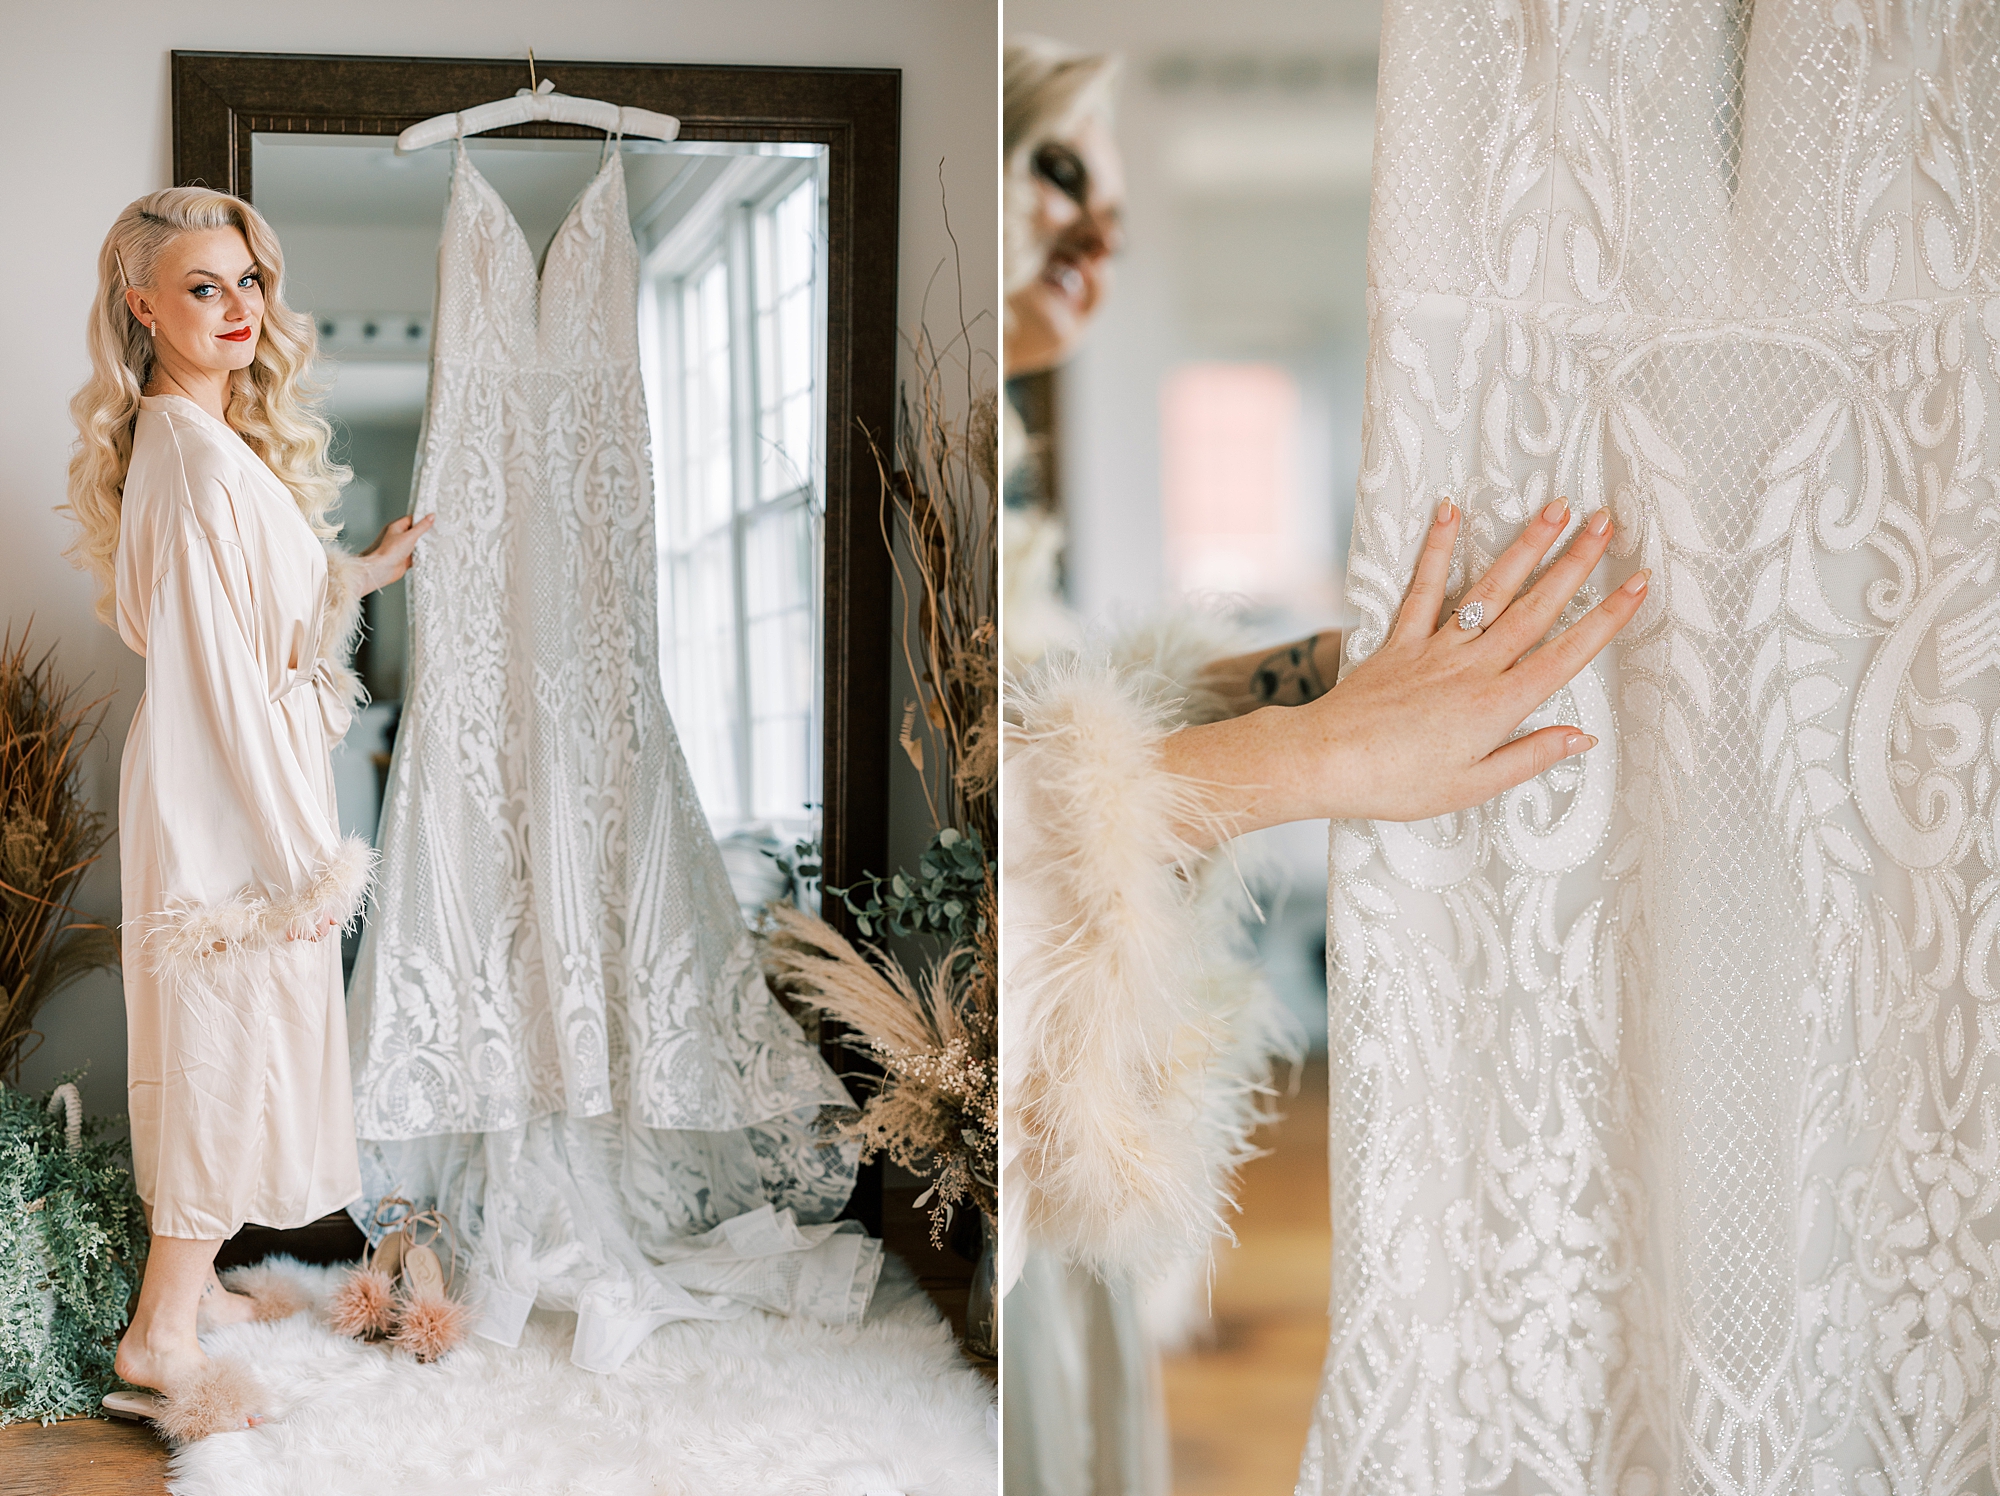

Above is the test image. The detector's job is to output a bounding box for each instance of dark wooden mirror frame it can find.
[172,51,899,1221]
[171,55,898,952]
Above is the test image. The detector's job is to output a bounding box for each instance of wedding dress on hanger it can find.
[1306,1,2000,1489]
[346,136,878,1374]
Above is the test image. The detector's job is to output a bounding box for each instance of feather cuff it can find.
[319,545,369,721]
[136,835,377,975]
[1001,621,1297,1288]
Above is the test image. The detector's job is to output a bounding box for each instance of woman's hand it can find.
[1161,498,1646,846]
[355,514,436,595]
[288,914,341,942]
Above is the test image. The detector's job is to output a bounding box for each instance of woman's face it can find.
[126,227,265,381]
[1006,113,1125,377]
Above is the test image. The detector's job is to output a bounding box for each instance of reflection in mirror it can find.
[252,134,829,922]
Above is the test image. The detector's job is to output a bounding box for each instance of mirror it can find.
[252,133,833,920]
[176,55,900,1233]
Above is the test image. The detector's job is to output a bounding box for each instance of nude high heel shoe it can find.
[327,1197,474,1361]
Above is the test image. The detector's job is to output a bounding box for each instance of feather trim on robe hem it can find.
[1000,611,1305,1295]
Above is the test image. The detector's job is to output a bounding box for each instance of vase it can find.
[963,1209,996,1360]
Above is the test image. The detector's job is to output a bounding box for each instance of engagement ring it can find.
[1455,600,1485,631]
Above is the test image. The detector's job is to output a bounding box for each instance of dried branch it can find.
[0,627,118,1081]
[774,170,999,1243]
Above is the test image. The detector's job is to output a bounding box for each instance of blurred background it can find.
[1007,0,1381,1488]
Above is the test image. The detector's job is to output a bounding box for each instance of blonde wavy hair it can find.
[1003,37,1119,299]
[64,188,347,625]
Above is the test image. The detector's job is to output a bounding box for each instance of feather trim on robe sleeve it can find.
[135,835,377,972]
[1000,610,1305,1293]
[317,544,370,727]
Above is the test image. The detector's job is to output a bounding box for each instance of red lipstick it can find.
[219,327,254,342]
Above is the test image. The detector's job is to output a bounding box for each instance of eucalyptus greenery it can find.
[836,827,991,943]
[773,827,995,944]
[765,836,824,906]
[1,1074,146,1424]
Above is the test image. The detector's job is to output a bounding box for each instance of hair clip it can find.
[113,249,132,289]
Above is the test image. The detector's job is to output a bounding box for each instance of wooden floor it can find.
[0,1411,166,1496]
[1161,1055,1331,1496]
[0,1194,986,1494]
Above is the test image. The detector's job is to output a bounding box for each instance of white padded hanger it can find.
[397,74,679,155]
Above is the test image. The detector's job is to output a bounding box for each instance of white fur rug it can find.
[168,1256,995,1496]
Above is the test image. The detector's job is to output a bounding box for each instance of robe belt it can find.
[281,657,355,742]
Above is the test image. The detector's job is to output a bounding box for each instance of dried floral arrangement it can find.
[763,235,998,1247]
[0,1075,148,1423]
[1,630,118,1081]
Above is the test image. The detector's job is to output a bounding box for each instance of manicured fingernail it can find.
[1588,509,1611,535]
[1436,500,1456,524]
[1566,733,1597,754]
[1623,569,1651,593]
[1542,500,1569,523]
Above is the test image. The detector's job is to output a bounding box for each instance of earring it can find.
[147,323,156,338]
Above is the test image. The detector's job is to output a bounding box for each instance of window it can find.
[645,166,824,840]
[1160,362,1301,601]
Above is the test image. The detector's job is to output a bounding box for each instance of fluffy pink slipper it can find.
[327,1264,397,1340]
[102,1359,267,1441]
[389,1243,473,1363]
[221,1262,310,1322]
[391,1286,475,1362]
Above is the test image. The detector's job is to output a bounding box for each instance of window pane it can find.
[1160,362,1301,600]
[744,500,812,618]
[679,259,734,538]
[755,178,818,502]
[752,711,811,823]
[743,503,814,822]
[666,534,740,823]
[774,180,815,294]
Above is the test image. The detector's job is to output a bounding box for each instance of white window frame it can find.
[640,155,827,841]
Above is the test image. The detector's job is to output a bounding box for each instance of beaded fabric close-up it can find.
[1306,3,2000,1492]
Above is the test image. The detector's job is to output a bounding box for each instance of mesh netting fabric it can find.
[1306,2,2000,1490]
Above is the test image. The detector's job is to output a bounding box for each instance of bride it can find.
[63,187,429,1439]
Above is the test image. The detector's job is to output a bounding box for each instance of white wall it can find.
[0,0,996,1111]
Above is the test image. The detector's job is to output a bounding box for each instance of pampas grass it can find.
[764,903,996,1246]
[763,195,999,1250]
[0,628,117,1080]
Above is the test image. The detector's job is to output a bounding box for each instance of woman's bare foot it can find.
[112,1337,261,1431]
[113,1326,205,1395]
[111,1233,263,1433]
[196,1269,261,1329]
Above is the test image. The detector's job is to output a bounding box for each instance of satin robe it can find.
[115,393,373,1239]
